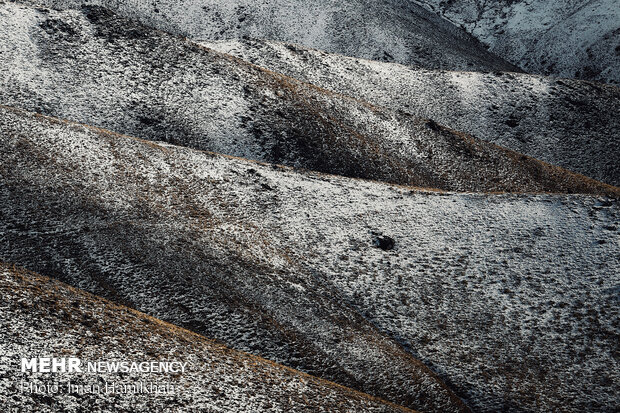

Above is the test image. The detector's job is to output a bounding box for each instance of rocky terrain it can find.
[206,37,620,186]
[1,1,619,412]
[413,0,620,85]
[0,105,468,412]
[1,106,618,412]
[0,263,415,412]
[14,0,518,72]
[1,2,617,195]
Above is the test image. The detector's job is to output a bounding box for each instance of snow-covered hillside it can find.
[13,0,518,73]
[1,1,618,412]
[2,2,614,195]
[1,106,618,412]
[413,0,620,84]
[0,106,469,412]
[0,264,414,413]
[206,37,620,186]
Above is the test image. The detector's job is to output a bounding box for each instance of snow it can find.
[1,106,618,412]
[204,37,620,186]
[13,0,516,72]
[1,2,616,195]
[0,264,412,413]
[412,0,620,84]
[1,2,618,412]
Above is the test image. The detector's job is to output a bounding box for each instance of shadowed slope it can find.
[0,105,470,413]
[0,2,617,195]
[0,263,416,413]
[413,0,620,85]
[1,105,618,411]
[206,37,620,186]
[12,0,519,72]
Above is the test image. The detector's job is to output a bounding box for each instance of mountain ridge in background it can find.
[412,0,620,85]
[1,2,617,195]
[13,0,520,73]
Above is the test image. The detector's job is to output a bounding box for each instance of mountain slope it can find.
[1,105,618,411]
[1,2,617,195]
[0,105,468,413]
[0,263,415,413]
[13,0,518,72]
[205,37,620,186]
[413,0,620,85]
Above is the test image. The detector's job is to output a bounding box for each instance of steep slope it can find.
[0,106,468,413]
[205,37,620,186]
[1,2,617,196]
[0,263,415,413]
[12,0,518,72]
[413,0,620,85]
[1,106,619,412]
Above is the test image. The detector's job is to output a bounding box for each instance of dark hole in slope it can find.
[373,235,395,251]
[505,117,519,128]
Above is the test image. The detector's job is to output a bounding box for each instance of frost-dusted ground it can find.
[0,264,415,413]
[206,38,620,187]
[413,0,620,85]
[0,2,616,196]
[1,107,618,412]
[0,106,468,413]
[12,0,517,73]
